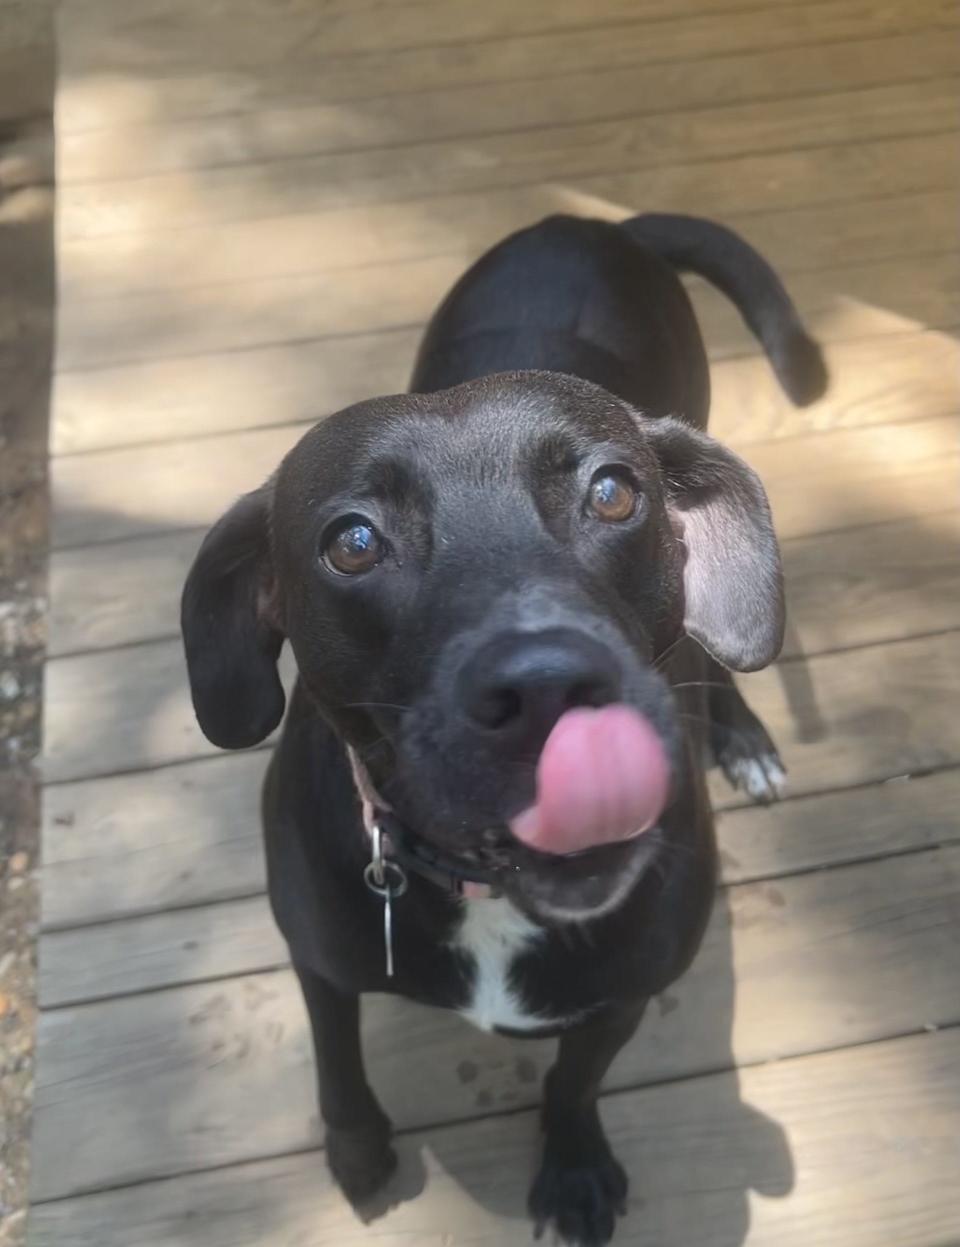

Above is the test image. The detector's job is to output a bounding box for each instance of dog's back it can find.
[412,212,827,425]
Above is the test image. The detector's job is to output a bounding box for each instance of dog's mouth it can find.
[377,704,673,922]
[505,704,670,853]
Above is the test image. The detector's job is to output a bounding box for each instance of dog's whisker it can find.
[652,635,686,670]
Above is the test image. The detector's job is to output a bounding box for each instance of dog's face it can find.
[183,372,783,922]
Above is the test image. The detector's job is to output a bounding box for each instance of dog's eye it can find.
[322,519,385,575]
[587,471,638,523]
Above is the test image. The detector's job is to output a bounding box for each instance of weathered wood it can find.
[745,415,958,541]
[60,31,957,184]
[707,326,960,448]
[49,412,960,550]
[55,190,958,371]
[48,528,198,653]
[56,0,960,130]
[781,511,960,655]
[41,750,271,928]
[59,80,957,241]
[40,748,960,930]
[46,504,960,658]
[56,0,835,72]
[41,644,296,783]
[716,767,960,883]
[28,1027,960,1246]
[29,846,960,1197]
[39,895,286,1005]
[58,132,959,303]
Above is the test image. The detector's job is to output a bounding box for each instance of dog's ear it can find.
[646,417,784,672]
[181,486,286,748]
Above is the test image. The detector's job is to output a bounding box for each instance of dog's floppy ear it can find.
[647,417,784,672]
[181,486,285,748]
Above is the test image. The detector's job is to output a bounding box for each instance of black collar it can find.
[375,810,503,896]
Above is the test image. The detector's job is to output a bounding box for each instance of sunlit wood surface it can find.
[30,1,960,1243]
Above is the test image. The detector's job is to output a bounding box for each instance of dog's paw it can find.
[528,1146,628,1246]
[720,748,787,804]
[326,1118,397,1205]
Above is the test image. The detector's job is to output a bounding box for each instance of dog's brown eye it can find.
[587,472,638,523]
[323,520,384,575]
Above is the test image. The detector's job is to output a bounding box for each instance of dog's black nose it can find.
[458,629,621,740]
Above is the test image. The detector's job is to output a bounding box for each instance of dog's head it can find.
[182,372,782,921]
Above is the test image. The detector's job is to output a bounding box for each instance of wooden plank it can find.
[59,79,958,240]
[42,639,218,781]
[41,644,296,783]
[28,846,960,1196]
[39,895,286,1006]
[38,804,960,1005]
[39,752,960,930]
[782,512,960,655]
[52,325,420,453]
[55,0,960,130]
[55,190,958,371]
[707,326,960,448]
[716,768,960,883]
[59,30,958,184]
[27,1028,960,1247]
[49,413,960,551]
[56,131,960,301]
[41,751,271,929]
[746,415,958,541]
[48,528,199,654]
[46,504,960,658]
[51,424,303,547]
[57,0,830,69]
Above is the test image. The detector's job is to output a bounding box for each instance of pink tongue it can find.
[509,705,670,855]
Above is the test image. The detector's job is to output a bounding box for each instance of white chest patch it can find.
[452,896,572,1032]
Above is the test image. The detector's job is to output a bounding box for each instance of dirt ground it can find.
[0,2,55,1241]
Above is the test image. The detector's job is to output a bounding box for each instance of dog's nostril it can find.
[458,629,622,736]
[478,687,523,730]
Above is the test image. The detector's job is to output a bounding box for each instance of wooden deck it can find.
[29,1,960,1243]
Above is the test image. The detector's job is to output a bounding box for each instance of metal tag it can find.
[363,823,408,978]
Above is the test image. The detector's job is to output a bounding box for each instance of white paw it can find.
[725,754,787,803]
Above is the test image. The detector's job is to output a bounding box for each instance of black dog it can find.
[182,213,825,1245]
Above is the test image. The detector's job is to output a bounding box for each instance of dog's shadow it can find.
[355,888,794,1244]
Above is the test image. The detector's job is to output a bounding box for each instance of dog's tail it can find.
[622,213,828,406]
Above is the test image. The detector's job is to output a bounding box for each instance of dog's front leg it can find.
[529,1001,646,1246]
[294,964,396,1203]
